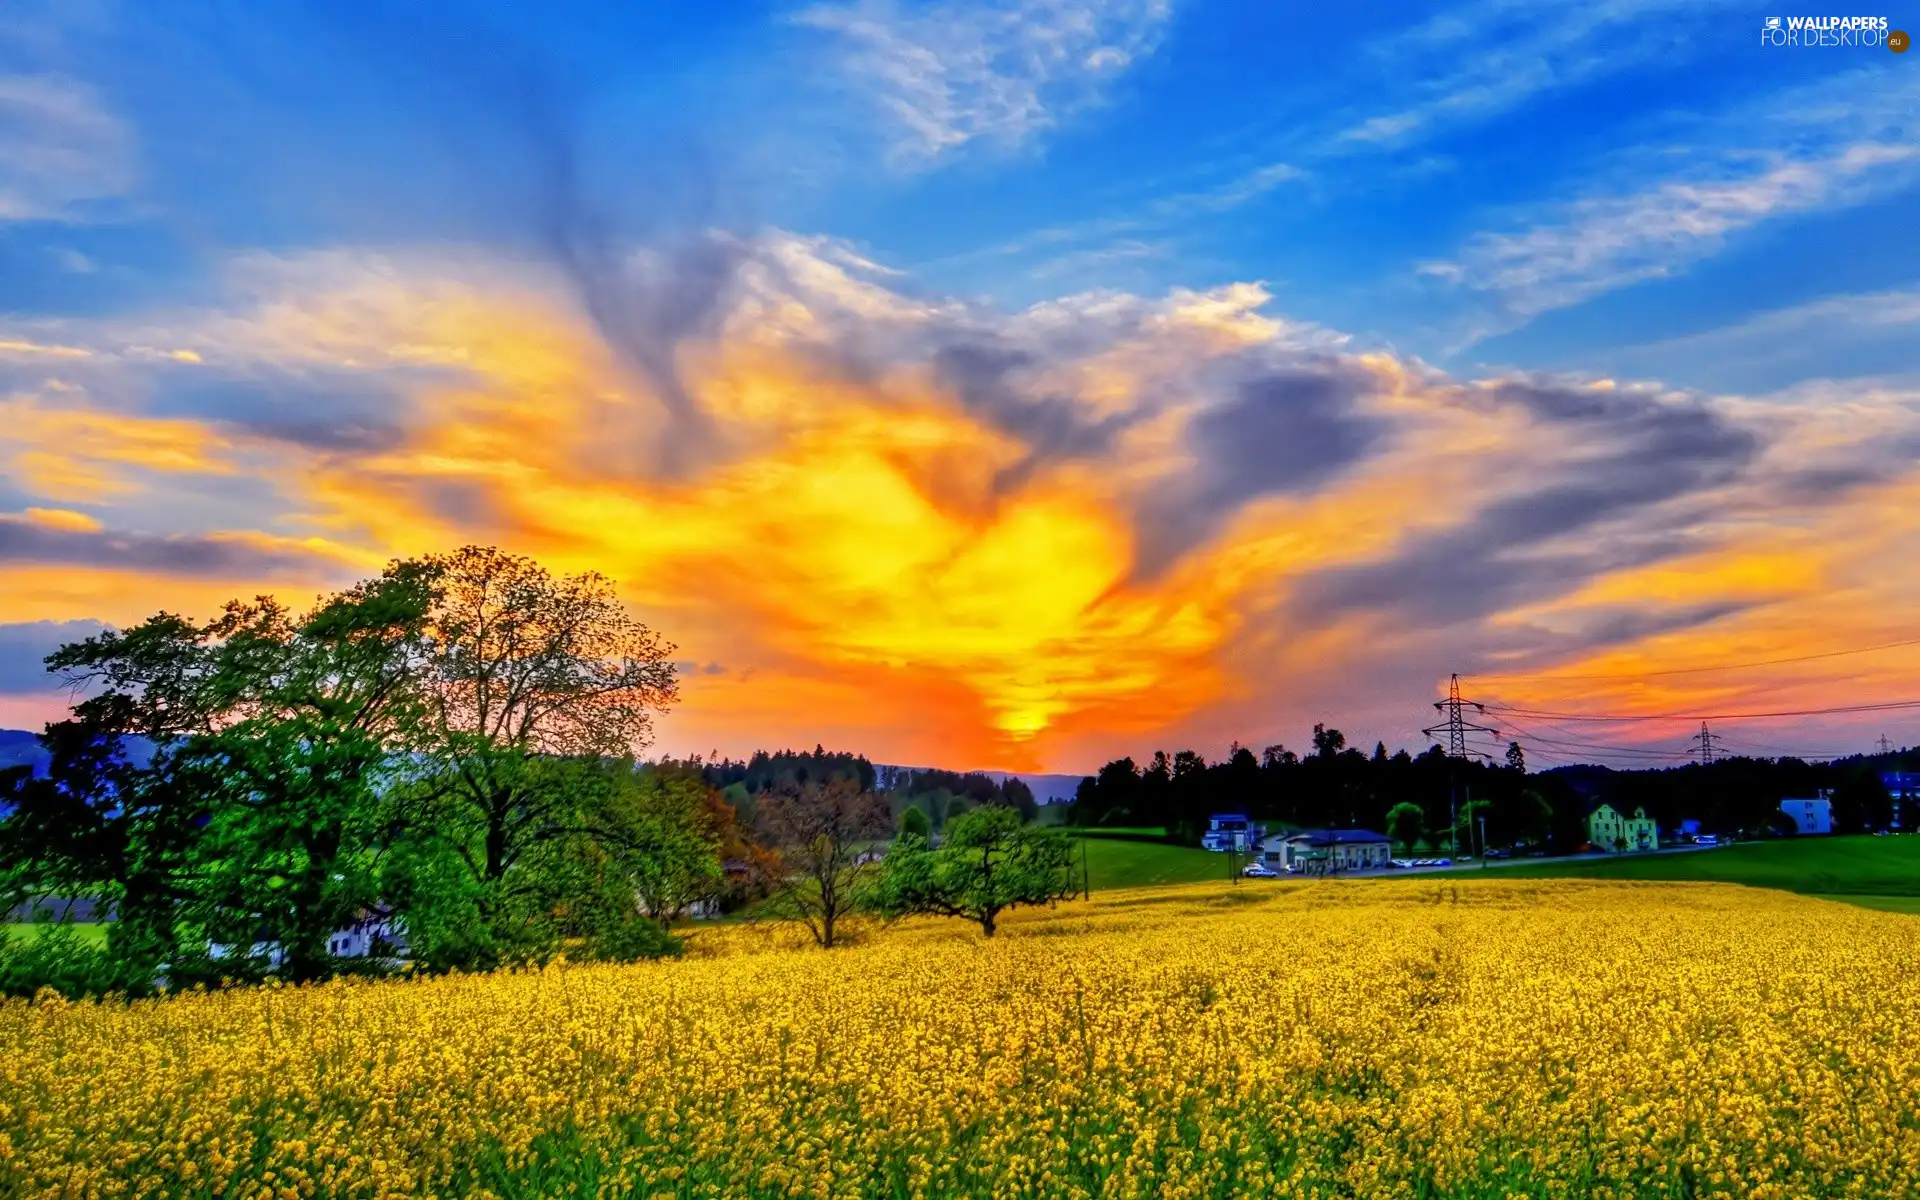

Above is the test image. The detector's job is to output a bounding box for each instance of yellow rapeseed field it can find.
[4,879,1920,1199]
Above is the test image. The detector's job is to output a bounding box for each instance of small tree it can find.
[1385,801,1425,853]
[869,805,1077,937]
[1506,741,1527,773]
[757,778,891,948]
[899,804,932,840]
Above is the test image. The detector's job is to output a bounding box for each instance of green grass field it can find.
[1471,835,1920,907]
[3,923,109,947]
[1073,836,1233,890]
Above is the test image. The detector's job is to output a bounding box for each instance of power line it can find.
[1483,697,1920,724]
[1880,734,1896,756]
[1496,711,1706,760]
[1477,635,1920,682]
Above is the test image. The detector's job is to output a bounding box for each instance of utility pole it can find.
[1424,674,1497,862]
[1693,722,1720,767]
[1878,734,1895,756]
[1080,835,1090,900]
[1479,815,1488,870]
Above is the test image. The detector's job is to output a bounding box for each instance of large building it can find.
[1587,803,1658,852]
[1260,829,1393,873]
[1779,794,1833,836]
[1883,773,1918,832]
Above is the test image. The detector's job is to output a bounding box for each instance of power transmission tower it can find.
[1423,674,1499,759]
[1423,675,1498,861]
[1879,734,1895,756]
[1693,722,1721,767]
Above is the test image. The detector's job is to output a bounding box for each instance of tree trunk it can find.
[980,908,997,937]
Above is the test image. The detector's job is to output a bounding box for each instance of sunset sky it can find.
[2,1,1917,772]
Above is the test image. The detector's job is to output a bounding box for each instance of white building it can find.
[1780,793,1832,836]
[1202,813,1261,852]
[1259,829,1393,873]
[327,914,408,958]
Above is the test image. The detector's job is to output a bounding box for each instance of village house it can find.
[1201,813,1261,852]
[1587,803,1658,852]
[1779,792,1833,835]
[1260,829,1393,873]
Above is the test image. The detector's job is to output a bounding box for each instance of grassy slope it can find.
[1482,835,1920,899]
[4,923,109,947]
[1076,837,1232,890]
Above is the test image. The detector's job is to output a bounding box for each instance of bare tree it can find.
[757,779,892,948]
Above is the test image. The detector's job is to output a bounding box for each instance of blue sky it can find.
[9,0,1914,384]
[1,0,1917,768]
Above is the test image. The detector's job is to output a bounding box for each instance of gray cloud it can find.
[1134,358,1385,573]
[932,339,1139,492]
[0,516,337,578]
[1291,379,1759,630]
[0,619,109,692]
[150,367,432,454]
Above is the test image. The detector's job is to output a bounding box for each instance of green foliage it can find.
[0,544,698,990]
[869,805,1078,936]
[0,923,141,999]
[1385,802,1425,853]
[899,804,932,840]
[582,916,685,963]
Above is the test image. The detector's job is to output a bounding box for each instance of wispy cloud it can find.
[797,0,1172,168]
[0,74,134,221]
[1421,71,1920,334]
[1430,143,1919,322]
[929,158,1303,272]
[1601,289,1920,389]
[1335,0,1738,151]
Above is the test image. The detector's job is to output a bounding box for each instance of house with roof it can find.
[1260,828,1393,873]
[1201,812,1262,852]
[1779,792,1832,835]
[1587,803,1657,852]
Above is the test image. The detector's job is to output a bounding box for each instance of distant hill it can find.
[972,770,1089,805]
[0,729,46,772]
[0,729,157,776]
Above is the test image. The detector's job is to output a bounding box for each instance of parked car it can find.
[1242,862,1281,879]
[1484,848,1510,859]
[1696,834,1719,846]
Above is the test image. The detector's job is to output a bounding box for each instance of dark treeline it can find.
[1072,725,1908,850]
[691,747,878,794]
[685,754,1037,829]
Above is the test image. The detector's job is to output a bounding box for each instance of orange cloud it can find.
[4,242,1919,769]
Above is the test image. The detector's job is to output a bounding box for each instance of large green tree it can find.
[1384,801,1425,853]
[869,805,1077,937]
[404,547,679,945]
